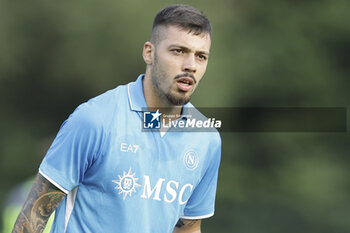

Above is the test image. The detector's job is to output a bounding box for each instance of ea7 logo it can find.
[120,143,139,153]
[140,176,193,205]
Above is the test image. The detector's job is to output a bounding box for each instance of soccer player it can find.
[12,4,221,233]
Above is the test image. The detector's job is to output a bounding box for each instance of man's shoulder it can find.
[86,83,128,110]
[184,103,221,143]
[67,83,129,131]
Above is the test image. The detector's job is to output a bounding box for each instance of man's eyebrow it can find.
[168,44,210,55]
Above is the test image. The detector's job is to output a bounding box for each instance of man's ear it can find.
[143,41,154,65]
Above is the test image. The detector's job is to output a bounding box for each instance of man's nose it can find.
[182,54,197,73]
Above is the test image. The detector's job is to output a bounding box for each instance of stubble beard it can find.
[151,54,192,106]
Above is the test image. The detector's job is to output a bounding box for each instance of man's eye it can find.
[172,49,183,54]
[197,54,207,60]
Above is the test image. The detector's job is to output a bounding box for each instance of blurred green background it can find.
[1,0,349,232]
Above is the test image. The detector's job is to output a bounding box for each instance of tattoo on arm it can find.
[174,219,201,232]
[176,219,186,228]
[12,174,66,233]
[176,219,200,228]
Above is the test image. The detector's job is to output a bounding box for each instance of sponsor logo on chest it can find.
[112,168,194,205]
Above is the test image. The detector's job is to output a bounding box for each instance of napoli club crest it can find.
[183,150,199,170]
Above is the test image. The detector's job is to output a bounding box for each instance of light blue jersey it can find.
[39,74,221,233]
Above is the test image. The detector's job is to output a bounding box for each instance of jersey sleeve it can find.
[182,136,222,219]
[39,104,105,193]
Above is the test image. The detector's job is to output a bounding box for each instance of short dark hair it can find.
[150,4,212,43]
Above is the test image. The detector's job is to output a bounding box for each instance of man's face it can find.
[150,25,211,106]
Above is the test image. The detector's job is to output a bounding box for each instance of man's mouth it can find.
[176,77,194,92]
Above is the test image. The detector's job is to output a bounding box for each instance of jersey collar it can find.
[127,74,193,119]
[127,74,148,112]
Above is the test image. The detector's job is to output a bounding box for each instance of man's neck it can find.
[142,74,183,120]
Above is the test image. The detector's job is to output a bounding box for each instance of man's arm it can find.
[12,173,66,233]
[173,219,201,233]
